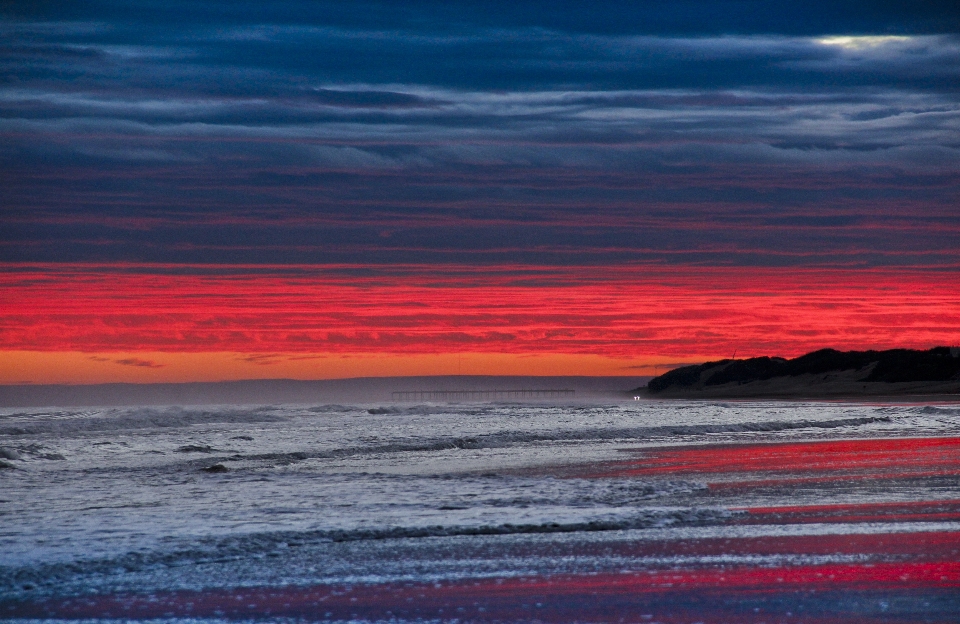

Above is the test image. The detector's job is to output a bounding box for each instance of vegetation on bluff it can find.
[647,347,960,394]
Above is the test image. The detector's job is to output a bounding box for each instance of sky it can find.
[2,0,959,383]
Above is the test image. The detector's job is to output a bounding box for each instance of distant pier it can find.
[391,389,575,401]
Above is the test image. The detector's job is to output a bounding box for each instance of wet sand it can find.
[6,434,960,622]
[6,557,960,622]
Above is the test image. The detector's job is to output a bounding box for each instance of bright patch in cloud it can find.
[815,35,912,50]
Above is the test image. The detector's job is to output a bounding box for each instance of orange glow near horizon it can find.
[0,351,682,385]
[2,263,958,384]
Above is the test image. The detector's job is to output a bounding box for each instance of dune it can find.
[639,347,960,399]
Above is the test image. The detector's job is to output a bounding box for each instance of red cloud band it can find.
[2,264,958,357]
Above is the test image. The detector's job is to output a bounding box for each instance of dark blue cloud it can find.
[7,1,959,35]
[1,1,959,267]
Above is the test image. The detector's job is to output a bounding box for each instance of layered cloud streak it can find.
[2,3,959,266]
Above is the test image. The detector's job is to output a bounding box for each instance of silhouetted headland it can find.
[638,347,960,399]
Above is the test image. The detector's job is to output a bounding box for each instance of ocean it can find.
[2,396,959,622]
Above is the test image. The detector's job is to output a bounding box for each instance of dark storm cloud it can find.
[1,1,959,266]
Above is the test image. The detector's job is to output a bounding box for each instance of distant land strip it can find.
[0,376,635,408]
[391,389,575,401]
[638,347,960,399]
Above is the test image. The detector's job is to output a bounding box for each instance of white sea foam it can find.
[1,399,958,599]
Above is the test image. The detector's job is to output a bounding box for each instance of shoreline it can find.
[635,392,960,403]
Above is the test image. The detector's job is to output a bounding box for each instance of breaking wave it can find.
[228,415,892,465]
[0,406,288,436]
[911,406,960,416]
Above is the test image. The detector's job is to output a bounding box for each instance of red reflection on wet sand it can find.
[5,560,959,622]
[590,437,960,480]
[736,499,960,524]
